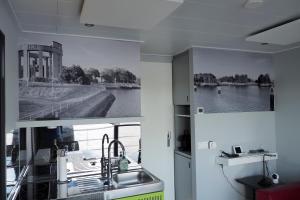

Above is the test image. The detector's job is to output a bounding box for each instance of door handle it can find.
[167,131,171,147]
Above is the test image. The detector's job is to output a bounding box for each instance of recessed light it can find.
[84,23,95,27]
[244,0,264,9]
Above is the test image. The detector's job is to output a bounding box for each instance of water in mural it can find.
[193,49,274,113]
[18,34,141,120]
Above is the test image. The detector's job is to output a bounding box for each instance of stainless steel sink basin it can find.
[65,169,164,200]
[113,170,154,186]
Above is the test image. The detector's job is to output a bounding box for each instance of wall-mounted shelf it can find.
[216,153,278,167]
[175,150,191,159]
[175,114,191,118]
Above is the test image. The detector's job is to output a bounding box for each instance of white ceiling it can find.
[80,0,183,30]
[8,0,300,55]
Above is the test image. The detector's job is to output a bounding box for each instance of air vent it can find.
[246,19,300,45]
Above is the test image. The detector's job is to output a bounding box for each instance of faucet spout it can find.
[105,140,126,186]
[101,134,109,176]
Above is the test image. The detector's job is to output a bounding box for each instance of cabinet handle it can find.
[186,95,189,103]
[188,162,191,168]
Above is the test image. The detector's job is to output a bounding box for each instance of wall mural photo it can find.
[193,48,274,113]
[18,33,141,120]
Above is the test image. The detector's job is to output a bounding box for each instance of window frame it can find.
[113,123,140,157]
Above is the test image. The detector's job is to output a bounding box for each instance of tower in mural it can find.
[18,41,63,81]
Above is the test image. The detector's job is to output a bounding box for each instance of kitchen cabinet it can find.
[172,51,190,105]
[173,50,193,200]
[174,152,192,200]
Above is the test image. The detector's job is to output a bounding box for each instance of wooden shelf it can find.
[216,153,278,167]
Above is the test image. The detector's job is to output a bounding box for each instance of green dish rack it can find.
[114,191,164,200]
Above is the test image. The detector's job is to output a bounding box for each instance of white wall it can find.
[141,61,175,200]
[274,47,300,182]
[0,0,20,131]
[194,112,276,200]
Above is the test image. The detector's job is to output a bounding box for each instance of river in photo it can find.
[106,89,141,117]
[194,85,272,113]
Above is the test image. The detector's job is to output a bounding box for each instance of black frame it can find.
[113,124,140,157]
[0,30,6,200]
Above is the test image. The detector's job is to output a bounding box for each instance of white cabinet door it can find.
[141,62,175,200]
[172,51,190,105]
[175,153,192,200]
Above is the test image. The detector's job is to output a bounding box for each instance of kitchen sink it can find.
[65,169,163,200]
[113,170,154,186]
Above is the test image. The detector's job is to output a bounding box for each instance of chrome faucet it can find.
[104,140,126,186]
[101,134,109,176]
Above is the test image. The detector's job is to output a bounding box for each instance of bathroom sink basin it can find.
[113,170,154,186]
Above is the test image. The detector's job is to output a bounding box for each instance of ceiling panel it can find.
[11,0,58,15]
[58,0,83,17]
[246,19,300,45]
[171,1,285,28]
[16,12,58,27]
[80,0,183,30]
[8,0,300,55]
[156,16,253,37]
[21,23,58,33]
[260,0,300,17]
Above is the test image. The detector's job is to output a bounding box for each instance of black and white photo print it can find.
[18,33,141,120]
[193,48,274,113]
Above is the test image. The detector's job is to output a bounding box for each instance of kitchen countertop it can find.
[22,151,163,200]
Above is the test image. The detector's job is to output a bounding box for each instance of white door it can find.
[141,61,175,200]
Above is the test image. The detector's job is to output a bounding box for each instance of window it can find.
[70,123,141,163]
[116,123,141,163]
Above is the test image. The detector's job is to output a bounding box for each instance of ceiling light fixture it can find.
[244,0,264,9]
[84,23,95,27]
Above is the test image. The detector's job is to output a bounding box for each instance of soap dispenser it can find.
[118,152,128,172]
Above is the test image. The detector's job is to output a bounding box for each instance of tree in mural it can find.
[60,65,90,85]
[101,69,115,83]
[256,74,272,86]
[85,68,100,84]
